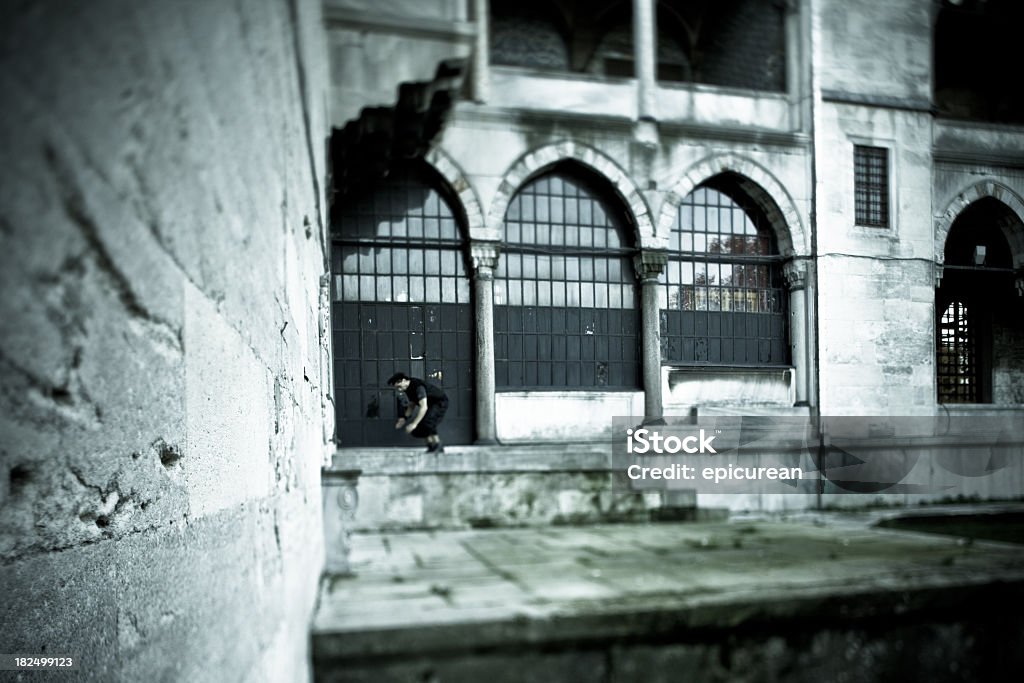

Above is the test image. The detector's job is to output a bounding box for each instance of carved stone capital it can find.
[783,260,808,290]
[470,241,501,280]
[633,249,668,282]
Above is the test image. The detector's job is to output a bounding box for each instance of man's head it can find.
[387,372,411,390]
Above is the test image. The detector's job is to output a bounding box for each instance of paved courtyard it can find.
[313,507,1024,681]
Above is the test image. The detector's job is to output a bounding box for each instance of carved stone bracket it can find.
[633,249,669,282]
[470,241,501,279]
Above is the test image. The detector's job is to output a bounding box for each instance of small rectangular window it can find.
[854,145,889,228]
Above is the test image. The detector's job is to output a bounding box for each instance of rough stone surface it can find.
[313,515,1024,682]
[0,0,331,680]
[334,446,656,531]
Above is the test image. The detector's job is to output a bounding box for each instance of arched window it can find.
[494,165,641,389]
[657,0,786,91]
[490,1,570,71]
[490,0,634,77]
[332,163,474,445]
[936,197,1022,404]
[660,176,788,365]
[582,3,635,78]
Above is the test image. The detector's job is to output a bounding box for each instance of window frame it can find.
[659,181,790,368]
[494,167,642,391]
[853,143,892,230]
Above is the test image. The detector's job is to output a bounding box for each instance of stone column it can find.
[634,250,668,419]
[471,242,500,443]
[784,260,810,406]
[633,0,657,121]
[471,0,490,103]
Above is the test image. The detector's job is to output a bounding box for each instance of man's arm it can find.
[404,398,428,432]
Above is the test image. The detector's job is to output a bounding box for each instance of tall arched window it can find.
[660,176,788,365]
[494,165,641,389]
[332,163,474,446]
[937,197,1022,404]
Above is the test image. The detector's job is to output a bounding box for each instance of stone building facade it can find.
[328,0,1024,455]
[2,0,1023,681]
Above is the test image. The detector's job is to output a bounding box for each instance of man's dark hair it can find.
[386,372,410,386]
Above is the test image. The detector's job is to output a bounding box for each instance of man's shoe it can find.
[435,445,445,454]
[426,442,440,453]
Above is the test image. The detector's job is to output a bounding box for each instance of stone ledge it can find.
[314,578,1024,662]
[331,443,615,476]
[312,519,1024,674]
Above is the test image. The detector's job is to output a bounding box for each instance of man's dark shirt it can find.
[403,378,447,407]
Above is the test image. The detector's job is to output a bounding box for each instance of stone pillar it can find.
[471,242,500,443]
[784,260,810,406]
[471,0,490,103]
[633,0,657,121]
[634,250,668,419]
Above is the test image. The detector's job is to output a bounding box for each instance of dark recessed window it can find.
[657,0,786,91]
[937,300,977,404]
[854,145,889,228]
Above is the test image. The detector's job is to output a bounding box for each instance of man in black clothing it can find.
[387,372,449,453]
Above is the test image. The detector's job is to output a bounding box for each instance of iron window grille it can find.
[937,300,978,404]
[495,169,642,389]
[854,145,889,228]
[660,182,788,366]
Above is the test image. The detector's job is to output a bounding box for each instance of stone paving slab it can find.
[313,512,1024,664]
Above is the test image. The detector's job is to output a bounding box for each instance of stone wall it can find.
[0,1,332,680]
[813,0,937,416]
[325,0,473,128]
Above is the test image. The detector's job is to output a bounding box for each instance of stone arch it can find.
[659,153,805,258]
[935,180,1024,269]
[424,147,487,239]
[488,141,655,246]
